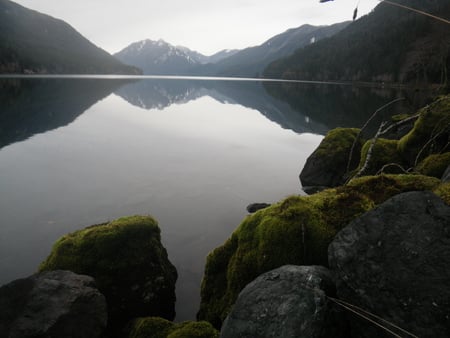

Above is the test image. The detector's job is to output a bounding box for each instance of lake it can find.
[0,76,425,320]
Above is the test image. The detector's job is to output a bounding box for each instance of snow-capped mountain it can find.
[114,39,204,75]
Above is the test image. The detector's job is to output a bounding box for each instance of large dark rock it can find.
[329,191,450,338]
[0,270,107,338]
[300,128,364,189]
[220,265,347,338]
[39,215,177,335]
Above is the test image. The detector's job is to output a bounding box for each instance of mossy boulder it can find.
[397,95,450,164]
[358,138,406,175]
[126,317,218,338]
[300,128,365,188]
[434,182,450,205]
[39,215,177,333]
[198,174,440,328]
[416,152,450,178]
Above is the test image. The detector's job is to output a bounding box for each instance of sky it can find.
[14,0,381,56]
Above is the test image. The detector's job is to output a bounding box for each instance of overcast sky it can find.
[15,0,380,55]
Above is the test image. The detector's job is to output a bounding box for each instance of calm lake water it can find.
[0,76,426,320]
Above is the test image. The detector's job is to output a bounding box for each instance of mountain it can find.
[207,49,240,64]
[115,22,348,77]
[198,22,350,77]
[0,0,141,74]
[114,39,241,75]
[114,39,203,75]
[264,0,450,85]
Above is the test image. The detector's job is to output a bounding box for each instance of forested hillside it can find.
[0,0,140,74]
[264,0,450,86]
[199,22,349,77]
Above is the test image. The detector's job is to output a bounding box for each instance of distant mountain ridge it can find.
[114,39,239,75]
[114,22,349,77]
[197,22,350,77]
[264,0,450,85]
[0,0,140,74]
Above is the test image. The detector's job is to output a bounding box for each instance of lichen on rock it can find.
[39,215,177,334]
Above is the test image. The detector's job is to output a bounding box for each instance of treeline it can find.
[264,0,450,86]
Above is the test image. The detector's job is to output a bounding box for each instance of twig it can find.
[376,163,411,175]
[414,121,450,166]
[379,113,420,136]
[351,121,388,180]
[328,296,420,338]
[380,0,450,25]
[346,98,405,174]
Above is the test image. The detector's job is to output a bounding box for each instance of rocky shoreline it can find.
[1,95,449,337]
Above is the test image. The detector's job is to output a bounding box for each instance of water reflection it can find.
[263,81,432,135]
[0,77,434,321]
[0,78,131,149]
[0,77,429,151]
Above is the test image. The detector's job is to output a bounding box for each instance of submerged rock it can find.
[198,174,440,328]
[0,270,107,338]
[220,265,347,338]
[246,203,271,213]
[329,191,450,338]
[300,128,364,188]
[39,215,177,334]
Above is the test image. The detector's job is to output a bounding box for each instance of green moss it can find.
[168,322,219,338]
[198,174,442,329]
[125,318,218,338]
[358,138,405,175]
[416,152,450,178]
[398,95,450,164]
[126,317,174,338]
[347,174,440,204]
[434,182,450,205]
[39,215,177,330]
[314,128,361,158]
[300,128,365,187]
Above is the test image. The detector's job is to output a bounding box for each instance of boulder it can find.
[246,203,271,213]
[416,152,450,179]
[397,96,450,164]
[0,270,107,338]
[329,191,450,338]
[300,128,365,188]
[198,174,441,328]
[39,215,177,334]
[220,265,347,338]
[125,317,219,338]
